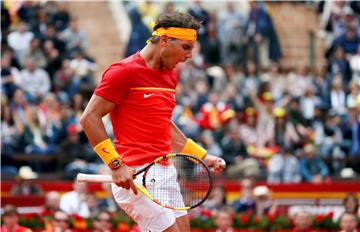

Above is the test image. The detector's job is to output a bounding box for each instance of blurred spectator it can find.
[330,74,347,115]
[21,37,47,68]
[59,180,90,218]
[10,166,43,196]
[69,51,97,93]
[221,124,260,178]
[243,1,281,68]
[124,6,151,58]
[60,124,98,179]
[343,193,360,216]
[253,185,278,216]
[16,57,51,103]
[92,210,114,232]
[203,185,228,212]
[41,210,72,232]
[267,147,301,184]
[339,213,359,232]
[53,3,70,32]
[61,16,88,57]
[188,1,210,57]
[199,130,223,157]
[232,178,256,214]
[23,106,57,158]
[335,26,360,55]
[39,24,66,55]
[43,191,61,214]
[349,44,360,81]
[216,1,244,66]
[261,62,287,101]
[299,143,330,183]
[197,91,235,130]
[7,21,34,61]
[328,46,352,87]
[269,107,301,149]
[292,210,312,232]
[214,206,236,232]
[138,1,160,31]
[1,204,32,232]
[1,55,19,100]
[87,192,101,218]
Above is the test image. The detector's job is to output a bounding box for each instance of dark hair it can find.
[149,11,200,44]
[343,192,359,214]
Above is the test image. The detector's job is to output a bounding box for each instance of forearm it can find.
[80,112,109,147]
[170,121,188,152]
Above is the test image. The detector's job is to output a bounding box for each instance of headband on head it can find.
[152,27,197,41]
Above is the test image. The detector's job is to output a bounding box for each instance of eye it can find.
[182,45,191,50]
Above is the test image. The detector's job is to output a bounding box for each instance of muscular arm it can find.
[80,94,116,146]
[170,121,187,152]
[80,94,137,194]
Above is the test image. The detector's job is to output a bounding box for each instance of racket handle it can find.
[77,173,113,183]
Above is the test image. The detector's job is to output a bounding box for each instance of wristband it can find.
[180,138,207,159]
[93,138,122,165]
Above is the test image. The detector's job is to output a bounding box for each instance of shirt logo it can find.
[144,93,154,98]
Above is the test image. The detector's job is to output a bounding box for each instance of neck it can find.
[140,44,163,70]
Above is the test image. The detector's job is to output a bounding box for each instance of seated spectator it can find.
[1,204,32,232]
[343,193,360,216]
[339,213,359,232]
[42,191,61,215]
[7,21,34,61]
[41,210,72,232]
[253,185,278,216]
[292,210,312,232]
[232,178,256,214]
[69,51,97,92]
[21,37,47,68]
[335,26,360,55]
[215,206,236,232]
[268,107,301,149]
[16,57,50,103]
[92,210,113,232]
[203,185,228,212]
[221,124,260,178]
[59,180,90,218]
[299,143,330,183]
[267,147,301,184]
[61,16,88,57]
[10,166,43,196]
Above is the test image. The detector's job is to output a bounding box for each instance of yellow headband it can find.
[152,27,197,41]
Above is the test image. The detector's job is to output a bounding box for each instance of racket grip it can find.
[77,173,113,183]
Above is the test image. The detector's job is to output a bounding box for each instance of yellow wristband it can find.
[93,138,121,165]
[180,139,207,159]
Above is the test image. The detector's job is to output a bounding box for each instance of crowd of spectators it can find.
[1,0,360,186]
[1,1,360,230]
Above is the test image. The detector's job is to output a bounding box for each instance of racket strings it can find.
[143,155,211,209]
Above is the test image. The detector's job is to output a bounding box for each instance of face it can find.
[294,212,311,230]
[340,214,357,232]
[159,37,194,70]
[215,211,233,230]
[94,212,113,231]
[3,214,18,227]
[53,212,69,231]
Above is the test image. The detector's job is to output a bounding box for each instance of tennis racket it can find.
[77,153,213,210]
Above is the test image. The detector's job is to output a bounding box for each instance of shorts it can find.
[112,163,187,232]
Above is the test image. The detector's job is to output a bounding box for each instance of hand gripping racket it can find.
[77,153,213,210]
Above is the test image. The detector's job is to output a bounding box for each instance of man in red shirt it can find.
[80,12,226,232]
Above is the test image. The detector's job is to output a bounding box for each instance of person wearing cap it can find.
[80,12,226,232]
[10,166,43,196]
[1,204,32,232]
[253,185,278,216]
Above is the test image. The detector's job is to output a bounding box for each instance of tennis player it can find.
[80,12,226,232]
